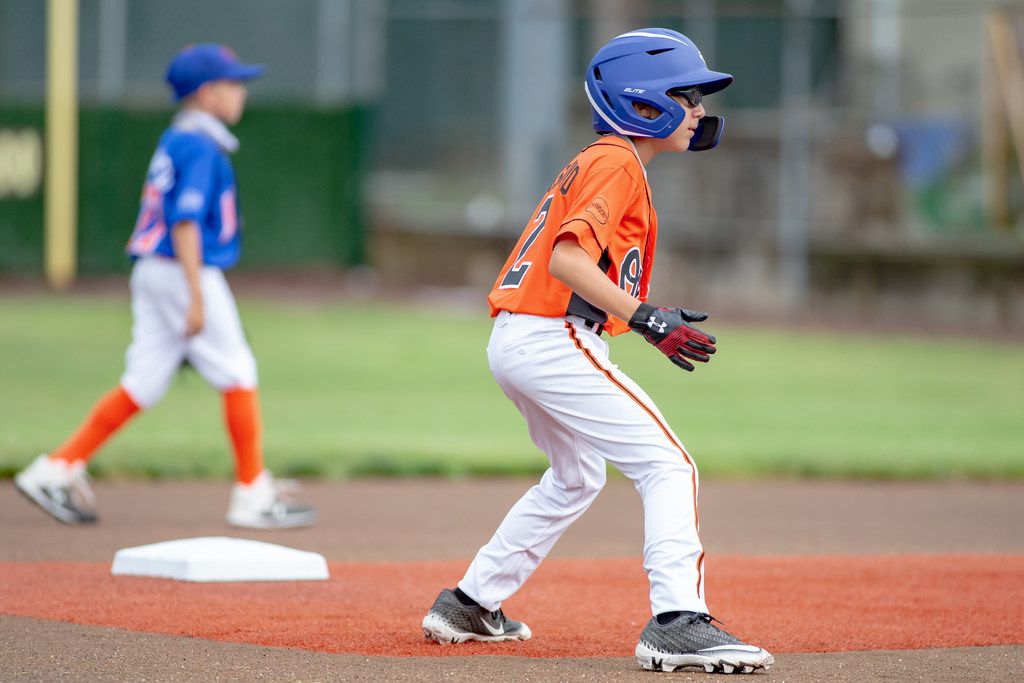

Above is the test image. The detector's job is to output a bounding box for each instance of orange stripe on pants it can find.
[565,321,706,598]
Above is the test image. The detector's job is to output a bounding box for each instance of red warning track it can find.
[1,555,1021,657]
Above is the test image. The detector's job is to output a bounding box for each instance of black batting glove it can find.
[628,303,717,372]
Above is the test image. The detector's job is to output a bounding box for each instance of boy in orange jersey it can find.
[15,44,314,530]
[422,29,772,674]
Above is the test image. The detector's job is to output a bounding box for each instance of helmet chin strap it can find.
[688,116,725,151]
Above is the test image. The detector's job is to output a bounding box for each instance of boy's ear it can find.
[631,101,660,120]
[192,81,217,103]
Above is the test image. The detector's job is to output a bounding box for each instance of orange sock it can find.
[223,388,264,485]
[50,385,140,464]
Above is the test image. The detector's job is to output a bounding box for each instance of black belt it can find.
[501,310,603,335]
[575,317,603,336]
[565,293,607,336]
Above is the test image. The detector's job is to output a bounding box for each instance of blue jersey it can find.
[126,121,242,269]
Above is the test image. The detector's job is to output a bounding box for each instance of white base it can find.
[111,536,329,582]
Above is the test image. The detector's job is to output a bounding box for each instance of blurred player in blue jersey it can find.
[15,44,316,529]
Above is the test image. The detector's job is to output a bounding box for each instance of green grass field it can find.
[1,292,1021,479]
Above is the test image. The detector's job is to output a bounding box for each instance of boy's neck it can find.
[180,103,226,125]
[608,134,652,172]
[626,136,657,166]
[173,108,239,153]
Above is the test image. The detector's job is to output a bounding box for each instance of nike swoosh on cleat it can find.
[479,618,505,636]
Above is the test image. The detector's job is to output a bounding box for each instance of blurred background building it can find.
[1,0,1022,329]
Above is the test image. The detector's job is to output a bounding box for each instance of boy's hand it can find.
[628,303,716,372]
[185,297,204,337]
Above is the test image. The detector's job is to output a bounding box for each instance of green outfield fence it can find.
[0,106,366,273]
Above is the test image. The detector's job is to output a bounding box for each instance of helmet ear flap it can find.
[688,116,725,151]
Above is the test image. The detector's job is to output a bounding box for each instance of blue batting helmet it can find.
[585,28,733,146]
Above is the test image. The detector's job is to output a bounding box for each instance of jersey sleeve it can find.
[164,139,218,228]
[556,165,638,261]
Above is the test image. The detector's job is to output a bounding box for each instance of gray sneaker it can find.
[15,454,98,525]
[422,588,532,644]
[635,612,773,674]
[226,471,316,530]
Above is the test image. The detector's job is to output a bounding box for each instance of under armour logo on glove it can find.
[646,317,668,334]
[629,303,717,372]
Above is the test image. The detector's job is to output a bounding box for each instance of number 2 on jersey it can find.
[499,194,555,289]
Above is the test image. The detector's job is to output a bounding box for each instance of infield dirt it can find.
[2,478,1023,681]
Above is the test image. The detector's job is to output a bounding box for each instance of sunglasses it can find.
[670,86,702,108]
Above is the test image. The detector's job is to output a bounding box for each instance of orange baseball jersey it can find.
[488,135,657,336]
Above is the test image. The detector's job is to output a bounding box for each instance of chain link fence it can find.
[1,0,1021,324]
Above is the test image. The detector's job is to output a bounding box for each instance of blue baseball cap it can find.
[165,43,265,102]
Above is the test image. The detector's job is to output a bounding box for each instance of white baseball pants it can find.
[459,311,707,616]
[120,257,257,408]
